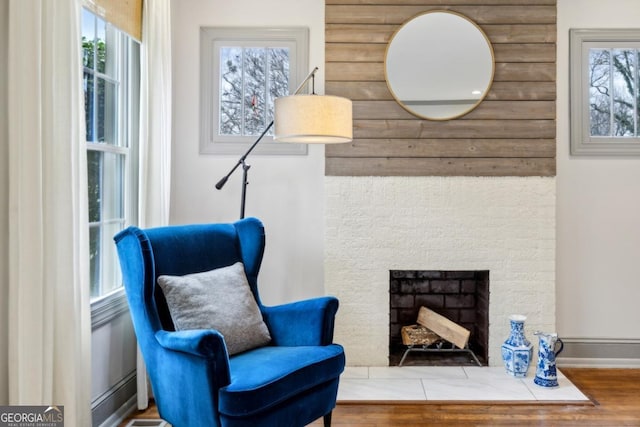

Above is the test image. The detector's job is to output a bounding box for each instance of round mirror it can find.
[385,10,494,121]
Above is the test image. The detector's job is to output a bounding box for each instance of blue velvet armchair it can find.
[114,217,345,427]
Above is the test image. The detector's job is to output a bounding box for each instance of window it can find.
[82,8,140,302]
[570,29,640,155]
[200,27,309,155]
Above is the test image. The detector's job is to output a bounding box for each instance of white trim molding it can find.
[91,289,130,330]
[199,26,309,156]
[557,337,640,367]
[570,28,640,156]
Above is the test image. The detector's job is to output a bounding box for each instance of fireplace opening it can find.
[389,270,489,366]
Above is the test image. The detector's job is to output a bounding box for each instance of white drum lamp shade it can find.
[273,95,353,143]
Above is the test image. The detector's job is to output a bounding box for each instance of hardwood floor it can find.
[121,368,640,426]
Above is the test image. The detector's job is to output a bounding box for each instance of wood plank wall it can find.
[325,0,557,177]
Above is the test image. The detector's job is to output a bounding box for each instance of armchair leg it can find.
[323,411,332,427]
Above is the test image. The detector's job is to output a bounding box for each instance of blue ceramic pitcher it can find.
[533,331,564,387]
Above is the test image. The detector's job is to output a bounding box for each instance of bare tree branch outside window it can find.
[589,48,639,138]
[219,47,290,137]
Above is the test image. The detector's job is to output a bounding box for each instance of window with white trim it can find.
[570,29,640,156]
[82,8,140,301]
[200,27,309,155]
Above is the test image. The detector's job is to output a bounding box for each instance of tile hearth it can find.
[338,366,590,402]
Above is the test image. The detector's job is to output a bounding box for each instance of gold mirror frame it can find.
[385,10,495,121]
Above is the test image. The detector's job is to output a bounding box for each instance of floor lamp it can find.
[215,67,353,218]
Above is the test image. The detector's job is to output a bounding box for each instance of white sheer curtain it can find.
[139,0,172,228]
[6,0,92,425]
[0,0,9,406]
[136,0,173,409]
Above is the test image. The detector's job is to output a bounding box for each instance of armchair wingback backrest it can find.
[114,216,265,344]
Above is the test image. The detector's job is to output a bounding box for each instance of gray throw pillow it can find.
[157,262,271,355]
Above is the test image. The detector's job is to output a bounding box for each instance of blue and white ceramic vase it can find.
[534,331,564,387]
[501,315,533,377]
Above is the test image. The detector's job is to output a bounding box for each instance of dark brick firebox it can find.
[389,270,489,366]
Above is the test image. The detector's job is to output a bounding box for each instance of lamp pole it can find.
[215,67,319,219]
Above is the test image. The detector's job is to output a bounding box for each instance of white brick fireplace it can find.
[325,176,556,366]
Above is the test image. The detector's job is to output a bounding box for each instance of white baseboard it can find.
[558,357,640,368]
[98,394,138,427]
[125,420,170,427]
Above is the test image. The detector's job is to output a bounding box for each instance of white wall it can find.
[171,0,326,305]
[90,314,137,401]
[170,0,640,356]
[556,0,640,341]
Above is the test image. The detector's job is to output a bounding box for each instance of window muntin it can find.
[82,8,139,300]
[200,27,308,155]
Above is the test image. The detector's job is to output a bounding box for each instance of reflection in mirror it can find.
[385,10,494,120]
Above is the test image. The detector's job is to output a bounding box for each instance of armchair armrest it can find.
[155,329,229,359]
[261,296,339,346]
[151,329,231,418]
